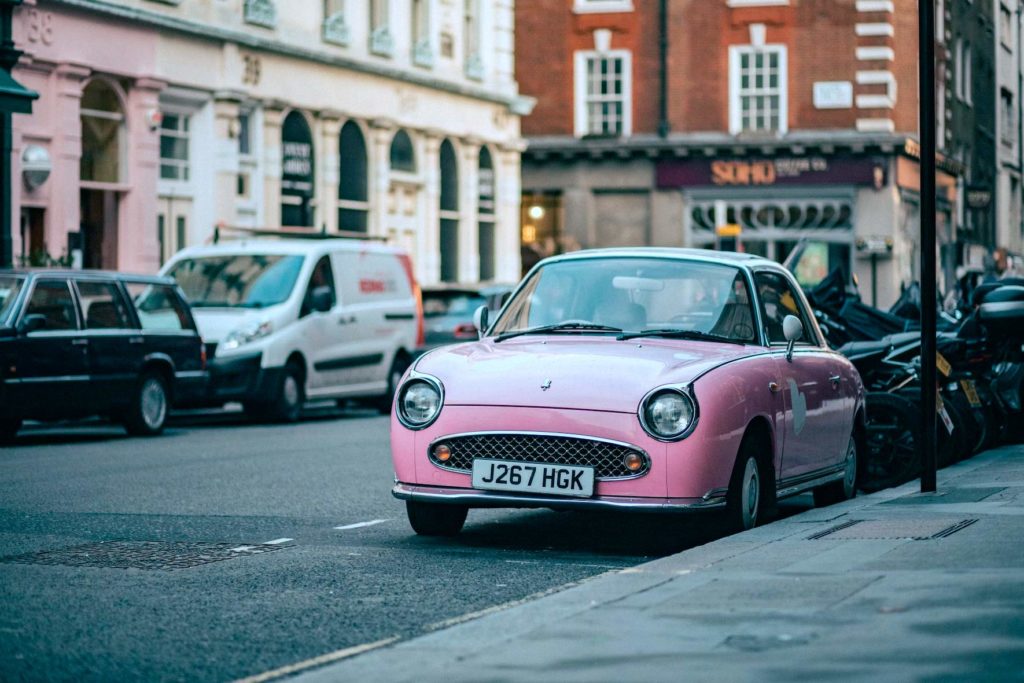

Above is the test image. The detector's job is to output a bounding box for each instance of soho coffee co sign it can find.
[656,156,887,189]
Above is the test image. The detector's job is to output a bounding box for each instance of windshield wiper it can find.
[616,328,747,345]
[494,321,623,343]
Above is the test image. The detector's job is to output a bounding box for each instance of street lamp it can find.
[919,0,938,493]
[0,0,39,268]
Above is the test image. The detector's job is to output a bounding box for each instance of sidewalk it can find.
[298,446,1024,682]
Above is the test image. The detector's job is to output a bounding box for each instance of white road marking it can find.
[233,636,399,683]
[262,538,293,545]
[334,519,389,530]
[230,546,254,553]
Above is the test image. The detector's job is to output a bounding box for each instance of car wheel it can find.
[124,372,169,436]
[376,357,409,415]
[0,418,21,445]
[723,440,765,533]
[406,500,468,536]
[254,362,304,423]
[813,435,858,507]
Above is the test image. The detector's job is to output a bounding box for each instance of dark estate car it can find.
[0,270,207,442]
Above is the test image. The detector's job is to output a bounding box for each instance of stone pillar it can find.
[51,63,90,261]
[368,118,394,239]
[459,138,480,282]
[319,109,342,234]
[420,130,442,284]
[212,92,242,234]
[262,102,285,228]
[121,76,166,272]
[496,143,524,282]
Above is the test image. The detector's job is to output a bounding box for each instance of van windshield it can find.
[167,254,305,308]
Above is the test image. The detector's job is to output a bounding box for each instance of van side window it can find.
[301,256,337,317]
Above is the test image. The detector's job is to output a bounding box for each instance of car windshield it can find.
[423,291,487,318]
[0,276,25,324]
[166,254,305,308]
[490,257,757,343]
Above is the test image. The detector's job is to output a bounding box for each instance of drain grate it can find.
[881,487,1005,505]
[0,541,286,570]
[807,518,978,541]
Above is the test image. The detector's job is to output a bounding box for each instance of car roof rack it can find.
[212,223,389,244]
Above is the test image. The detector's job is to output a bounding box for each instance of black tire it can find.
[861,392,920,493]
[376,357,409,415]
[247,362,304,423]
[0,418,21,445]
[722,437,768,533]
[813,435,858,507]
[406,500,468,536]
[124,372,169,436]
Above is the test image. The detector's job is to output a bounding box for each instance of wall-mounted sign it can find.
[813,81,853,109]
[281,111,315,227]
[656,156,886,189]
[966,187,992,209]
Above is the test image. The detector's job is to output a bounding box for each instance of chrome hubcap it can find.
[141,379,166,429]
[741,458,760,528]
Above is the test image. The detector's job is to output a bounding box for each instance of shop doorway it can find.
[157,196,192,265]
[80,189,119,270]
[18,207,45,265]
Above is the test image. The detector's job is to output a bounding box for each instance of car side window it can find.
[754,272,815,345]
[126,283,194,332]
[301,256,337,317]
[76,280,133,330]
[23,280,78,331]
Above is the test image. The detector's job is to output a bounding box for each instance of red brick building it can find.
[517,0,965,307]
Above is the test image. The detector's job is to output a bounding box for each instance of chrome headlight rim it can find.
[638,385,699,442]
[396,373,445,430]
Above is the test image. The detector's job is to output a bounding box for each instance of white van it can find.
[161,238,423,421]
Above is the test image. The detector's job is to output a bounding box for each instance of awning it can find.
[0,68,38,115]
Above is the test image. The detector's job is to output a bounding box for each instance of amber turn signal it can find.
[434,444,452,462]
[623,453,643,472]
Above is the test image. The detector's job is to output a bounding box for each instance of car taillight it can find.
[200,342,208,370]
[453,323,477,340]
[397,253,425,347]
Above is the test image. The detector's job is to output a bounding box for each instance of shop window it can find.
[439,140,459,282]
[160,113,190,181]
[281,111,315,227]
[80,80,124,184]
[338,121,369,232]
[390,130,416,173]
[574,50,632,137]
[478,147,496,281]
[729,44,787,135]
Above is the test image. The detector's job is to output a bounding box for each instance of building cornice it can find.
[49,0,534,114]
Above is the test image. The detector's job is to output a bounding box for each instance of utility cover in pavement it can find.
[807,519,978,541]
[881,487,1005,505]
[0,541,285,570]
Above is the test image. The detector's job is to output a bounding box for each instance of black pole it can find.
[0,110,10,268]
[919,0,938,492]
[871,253,878,308]
[657,0,669,138]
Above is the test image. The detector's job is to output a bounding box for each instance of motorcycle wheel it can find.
[862,392,921,493]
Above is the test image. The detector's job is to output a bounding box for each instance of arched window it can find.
[281,111,315,227]
[390,129,416,173]
[338,120,369,232]
[478,146,496,281]
[80,80,124,184]
[439,139,459,282]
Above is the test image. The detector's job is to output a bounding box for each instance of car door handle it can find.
[828,374,842,388]
[338,316,356,325]
[129,337,144,345]
[71,339,89,346]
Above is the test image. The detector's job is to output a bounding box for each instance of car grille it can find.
[428,433,650,480]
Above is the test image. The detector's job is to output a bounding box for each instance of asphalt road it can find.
[0,406,813,682]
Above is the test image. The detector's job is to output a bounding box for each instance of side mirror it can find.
[782,314,803,362]
[473,305,489,338]
[17,314,47,335]
[310,286,333,313]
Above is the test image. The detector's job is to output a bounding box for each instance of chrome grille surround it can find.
[427,431,651,481]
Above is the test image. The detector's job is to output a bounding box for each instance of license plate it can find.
[471,459,594,498]
[960,379,982,407]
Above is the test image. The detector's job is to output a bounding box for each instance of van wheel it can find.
[406,501,467,536]
[376,358,409,415]
[0,419,21,445]
[124,372,169,436]
[250,362,304,423]
[813,435,858,507]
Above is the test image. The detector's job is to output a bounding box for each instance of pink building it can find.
[12,0,163,272]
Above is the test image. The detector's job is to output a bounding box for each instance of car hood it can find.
[191,306,284,344]
[415,336,762,413]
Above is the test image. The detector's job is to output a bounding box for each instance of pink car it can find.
[391,249,865,536]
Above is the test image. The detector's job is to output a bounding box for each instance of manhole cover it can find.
[0,541,286,570]
[807,519,978,541]
[881,487,1005,505]
[723,633,817,652]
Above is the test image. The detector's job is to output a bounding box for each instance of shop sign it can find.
[966,187,992,209]
[281,113,314,197]
[656,156,886,189]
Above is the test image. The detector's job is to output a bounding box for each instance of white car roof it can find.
[170,238,404,260]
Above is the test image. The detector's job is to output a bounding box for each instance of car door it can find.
[754,270,845,479]
[74,278,141,412]
[125,280,206,398]
[328,250,391,390]
[8,278,89,415]
[296,255,342,392]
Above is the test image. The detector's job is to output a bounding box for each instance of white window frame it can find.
[573,49,633,138]
[159,109,191,184]
[572,0,634,13]
[729,43,788,135]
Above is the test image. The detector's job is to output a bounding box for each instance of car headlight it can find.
[221,320,273,351]
[397,376,444,429]
[640,388,697,441]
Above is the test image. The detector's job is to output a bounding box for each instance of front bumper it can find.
[392,482,727,512]
[206,351,285,403]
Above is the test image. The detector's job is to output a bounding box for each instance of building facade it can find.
[11,0,531,284]
[993,0,1024,257]
[517,0,1014,307]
